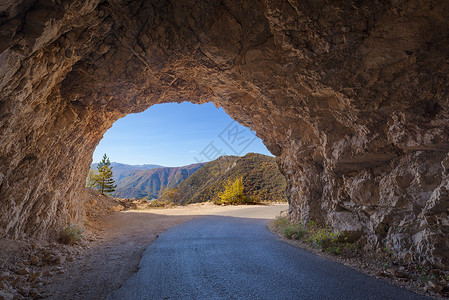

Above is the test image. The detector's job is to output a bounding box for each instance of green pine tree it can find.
[95,154,116,195]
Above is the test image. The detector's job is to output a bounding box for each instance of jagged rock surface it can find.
[0,0,448,269]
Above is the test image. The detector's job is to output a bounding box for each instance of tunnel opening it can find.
[87,101,286,204]
[91,102,272,168]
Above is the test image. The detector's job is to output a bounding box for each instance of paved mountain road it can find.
[107,205,426,300]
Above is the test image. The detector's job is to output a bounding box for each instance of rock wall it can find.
[0,0,448,268]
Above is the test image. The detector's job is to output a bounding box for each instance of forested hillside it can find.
[175,153,287,204]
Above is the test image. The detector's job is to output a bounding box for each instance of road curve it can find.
[107,205,426,300]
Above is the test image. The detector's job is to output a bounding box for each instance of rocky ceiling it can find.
[0,0,448,269]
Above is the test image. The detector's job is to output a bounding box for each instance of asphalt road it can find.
[107,205,427,300]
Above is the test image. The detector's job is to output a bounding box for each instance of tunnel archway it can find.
[1,0,448,269]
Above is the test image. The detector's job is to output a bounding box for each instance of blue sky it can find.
[92,102,273,166]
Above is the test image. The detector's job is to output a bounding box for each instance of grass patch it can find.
[413,264,443,284]
[306,221,340,251]
[271,215,357,256]
[59,223,84,245]
[283,223,306,240]
[271,215,289,229]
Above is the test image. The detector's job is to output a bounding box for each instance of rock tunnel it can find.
[1,0,449,268]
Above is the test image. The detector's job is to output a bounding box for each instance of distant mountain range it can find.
[175,153,287,204]
[114,163,205,199]
[90,162,204,199]
[90,162,164,181]
[90,153,286,202]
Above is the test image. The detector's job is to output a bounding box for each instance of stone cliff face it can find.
[0,0,448,269]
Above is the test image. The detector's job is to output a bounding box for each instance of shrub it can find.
[283,223,306,240]
[59,224,84,245]
[414,265,441,284]
[272,215,289,230]
[327,246,341,255]
[270,216,354,255]
[307,223,340,251]
[217,177,255,205]
[146,200,176,208]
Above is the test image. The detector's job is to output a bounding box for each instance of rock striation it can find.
[0,0,448,269]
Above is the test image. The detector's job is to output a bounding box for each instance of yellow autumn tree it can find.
[217,177,253,205]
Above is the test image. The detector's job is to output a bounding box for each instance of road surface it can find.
[108,205,426,300]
